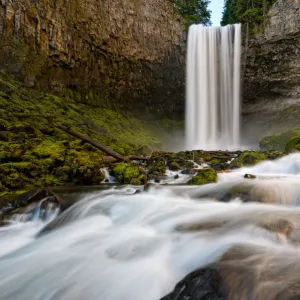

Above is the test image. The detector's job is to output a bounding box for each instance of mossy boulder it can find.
[230,151,267,168]
[168,158,194,171]
[188,168,217,185]
[148,160,166,178]
[112,162,147,185]
[285,136,300,153]
[259,128,300,151]
[229,151,283,169]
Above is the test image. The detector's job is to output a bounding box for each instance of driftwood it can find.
[59,126,150,162]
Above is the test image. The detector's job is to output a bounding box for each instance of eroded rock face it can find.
[0,0,185,114]
[244,0,300,103]
[242,0,300,145]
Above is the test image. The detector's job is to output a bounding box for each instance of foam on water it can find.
[0,154,300,300]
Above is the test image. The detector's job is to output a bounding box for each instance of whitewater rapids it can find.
[1,154,300,300]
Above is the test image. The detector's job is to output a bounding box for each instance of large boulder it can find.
[229,151,284,169]
[259,128,300,151]
[160,268,226,300]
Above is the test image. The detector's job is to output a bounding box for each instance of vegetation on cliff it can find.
[221,0,277,26]
[0,72,161,198]
[171,0,211,27]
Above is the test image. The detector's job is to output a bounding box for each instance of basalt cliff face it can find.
[0,0,185,114]
[242,0,300,145]
[244,0,300,102]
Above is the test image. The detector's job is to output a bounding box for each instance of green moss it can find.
[132,145,152,157]
[230,151,283,169]
[230,151,266,168]
[0,72,166,191]
[188,168,217,185]
[32,140,66,162]
[147,160,166,178]
[285,136,300,153]
[260,128,300,151]
[112,162,146,185]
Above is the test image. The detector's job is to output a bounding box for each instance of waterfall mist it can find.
[186,24,242,150]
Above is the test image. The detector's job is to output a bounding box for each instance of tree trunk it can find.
[58,126,151,162]
[58,126,127,161]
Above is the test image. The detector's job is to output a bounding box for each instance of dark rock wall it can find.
[0,0,186,114]
[242,0,300,145]
[244,0,300,102]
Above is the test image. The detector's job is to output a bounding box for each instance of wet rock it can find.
[104,179,109,183]
[154,178,161,183]
[174,174,179,179]
[160,268,226,300]
[181,168,197,175]
[244,174,256,179]
[219,184,252,203]
[144,183,161,192]
[0,188,58,211]
[188,168,218,185]
[229,151,283,169]
[211,163,228,171]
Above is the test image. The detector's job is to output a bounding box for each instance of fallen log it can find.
[58,126,127,161]
[102,155,150,164]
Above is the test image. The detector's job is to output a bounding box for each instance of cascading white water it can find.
[1,154,300,299]
[186,24,242,150]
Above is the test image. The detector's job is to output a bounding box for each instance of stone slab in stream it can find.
[160,268,226,300]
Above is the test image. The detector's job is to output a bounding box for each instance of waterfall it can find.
[186,24,242,150]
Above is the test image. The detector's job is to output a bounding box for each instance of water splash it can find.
[0,154,300,299]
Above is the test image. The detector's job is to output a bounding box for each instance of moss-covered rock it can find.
[259,128,300,151]
[285,136,300,153]
[230,151,267,168]
[229,151,283,169]
[188,168,217,185]
[112,162,147,185]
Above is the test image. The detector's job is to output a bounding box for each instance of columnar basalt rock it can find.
[0,0,186,114]
[242,0,300,145]
[244,0,300,103]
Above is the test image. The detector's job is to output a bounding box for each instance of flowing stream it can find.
[0,154,300,299]
[186,24,242,150]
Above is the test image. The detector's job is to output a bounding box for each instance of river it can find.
[1,153,300,300]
